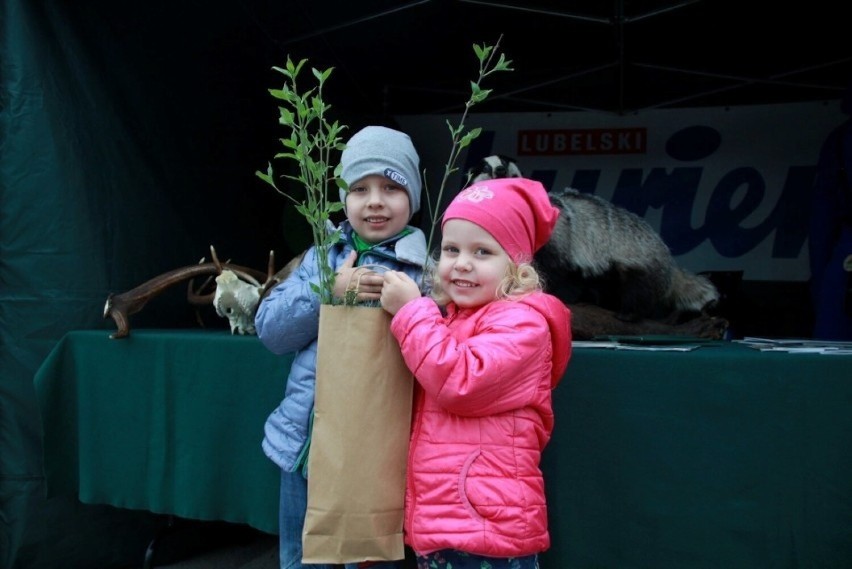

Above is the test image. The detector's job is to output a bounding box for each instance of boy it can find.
[255,125,426,569]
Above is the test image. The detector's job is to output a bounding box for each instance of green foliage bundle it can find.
[422,38,513,257]
[256,58,347,305]
[257,39,512,301]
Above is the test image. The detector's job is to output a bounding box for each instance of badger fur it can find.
[468,155,719,321]
[540,187,719,320]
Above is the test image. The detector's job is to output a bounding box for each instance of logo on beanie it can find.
[384,168,409,188]
[457,186,494,203]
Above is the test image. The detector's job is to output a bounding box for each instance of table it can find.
[34,330,852,568]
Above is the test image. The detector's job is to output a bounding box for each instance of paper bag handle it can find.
[343,264,391,306]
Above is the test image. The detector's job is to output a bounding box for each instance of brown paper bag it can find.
[302,303,413,563]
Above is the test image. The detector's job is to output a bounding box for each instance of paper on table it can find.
[735,337,852,354]
[572,340,704,351]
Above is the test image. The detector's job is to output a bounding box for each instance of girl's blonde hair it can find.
[428,253,544,305]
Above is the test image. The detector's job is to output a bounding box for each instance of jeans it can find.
[279,469,405,569]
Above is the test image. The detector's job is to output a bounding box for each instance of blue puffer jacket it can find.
[255,220,428,472]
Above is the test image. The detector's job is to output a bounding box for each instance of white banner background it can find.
[397,101,846,282]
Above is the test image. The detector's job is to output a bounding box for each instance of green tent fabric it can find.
[0,1,305,566]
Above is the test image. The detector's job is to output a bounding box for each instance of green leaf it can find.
[292,58,307,77]
[471,88,491,103]
[458,128,482,149]
[495,54,512,71]
[279,108,295,125]
[473,43,492,63]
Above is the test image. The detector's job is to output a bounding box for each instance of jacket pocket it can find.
[459,448,528,524]
[458,449,486,522]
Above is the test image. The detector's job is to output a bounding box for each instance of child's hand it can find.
[380,271,421,315]
[333,251,384,302]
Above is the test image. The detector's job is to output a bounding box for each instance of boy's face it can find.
[345,175,411,244]
[438,218,512,308]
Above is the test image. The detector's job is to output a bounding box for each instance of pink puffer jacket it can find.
[390,292,572,557]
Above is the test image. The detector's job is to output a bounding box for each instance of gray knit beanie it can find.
[340,126,422,218]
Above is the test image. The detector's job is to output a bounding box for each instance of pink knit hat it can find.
[442,178,560,263]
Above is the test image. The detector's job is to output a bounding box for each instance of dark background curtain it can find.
[1,1,323,566]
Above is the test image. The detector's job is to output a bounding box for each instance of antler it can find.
[186,257,218,307]
[104,245,267,339]
[260,250,305,300]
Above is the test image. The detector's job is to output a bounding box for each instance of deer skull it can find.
[213,270,261,335]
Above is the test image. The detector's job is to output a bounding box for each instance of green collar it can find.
[350,227,413,258]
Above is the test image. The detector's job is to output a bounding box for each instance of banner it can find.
[397,101,846,281]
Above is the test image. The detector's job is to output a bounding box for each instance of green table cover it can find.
[35,330,290,535]
[34,330,852,568]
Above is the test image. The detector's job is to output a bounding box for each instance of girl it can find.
[379,177,572,569]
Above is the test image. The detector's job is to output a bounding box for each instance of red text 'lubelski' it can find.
[518,128,647,156]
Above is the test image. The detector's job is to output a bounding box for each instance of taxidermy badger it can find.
[467,155,719,321]
[469,154,523,182]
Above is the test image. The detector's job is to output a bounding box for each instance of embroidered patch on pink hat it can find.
[454,186,494,203]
